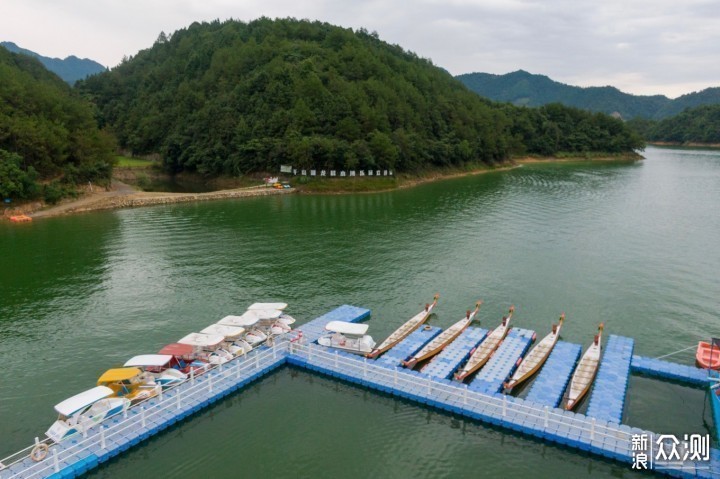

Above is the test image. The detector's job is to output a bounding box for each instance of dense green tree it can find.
[0,45,115,200]
[0,149,39,199]
[79,18,642,176]
[641,105,720,143]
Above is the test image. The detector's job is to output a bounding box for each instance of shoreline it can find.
[4,153,642,220]
[12,183,295,220]
[648,141,720,149]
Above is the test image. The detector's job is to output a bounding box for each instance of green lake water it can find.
[1,146,719,478]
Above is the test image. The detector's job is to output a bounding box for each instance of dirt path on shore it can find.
[31,180,136,218]
[28,181,294,219]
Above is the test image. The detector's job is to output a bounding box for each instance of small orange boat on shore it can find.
[9,215,32,223]
[696,341,720,370]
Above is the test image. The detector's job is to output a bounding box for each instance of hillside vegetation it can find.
[628,105,720,144]
[457,70,720,120]
[79,18,643,177]
[0,46,115,202]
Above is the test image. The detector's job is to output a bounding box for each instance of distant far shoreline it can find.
[3,152,643,220]
[648,141,720,149]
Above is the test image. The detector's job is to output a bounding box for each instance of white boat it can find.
[45,386,130,443]
[248,309,292,336]
[201,324,252,356]
[367,294,439,359]
[123,354,187,387]
[564,323,604,410]
[219,313,269,345]
[503,314,565,392]
[454,306,514,381]
[178,332,234,364]
[317,321,376,354]
[96,368,162,404]
[402,301,482,369]
[247,304,297,330]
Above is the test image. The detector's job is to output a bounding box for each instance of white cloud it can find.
[0,0,717,97]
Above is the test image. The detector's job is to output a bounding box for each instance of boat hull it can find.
[564,327,602,411]
[402,302,480,369]
[318,333,376,354]
[697,341,720,370]
[46,398,130,443]
[504,322,561,392]
[455,309,513,381]
[368,298,438,359]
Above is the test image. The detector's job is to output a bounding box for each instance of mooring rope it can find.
[653,344,698,360]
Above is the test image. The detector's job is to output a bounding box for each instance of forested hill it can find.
[1,41,105,84]
[457,70,720,120]
[0,45,114,201]
[628,105,720,144]
[79,18,642,177]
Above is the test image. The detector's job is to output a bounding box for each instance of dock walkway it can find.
[2,305,717,479]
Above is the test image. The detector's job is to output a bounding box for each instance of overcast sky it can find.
[2,0,718,98]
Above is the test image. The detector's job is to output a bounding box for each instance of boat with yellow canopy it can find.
[96,367,161,404]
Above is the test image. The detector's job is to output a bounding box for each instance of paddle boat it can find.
[201,323,253,356]
[247,303,297,330]
[504,314,565,392]
[402,301,482,369]
[317,321,376,354]
[563,323,604,411]
[123,354,188,388]
[96,368,161,404]
[367,294,440,359]
[44,386,130,444]
[248,308,295,336]
[9,214,32,223]
[218,314,269,346]
[157,343,210,374]
[178,332,234,364]
[455,305,514,381]
[696,341,720,369]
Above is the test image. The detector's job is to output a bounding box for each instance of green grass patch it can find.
[115,155,155,168]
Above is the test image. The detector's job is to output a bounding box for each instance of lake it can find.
[1,146,718,478]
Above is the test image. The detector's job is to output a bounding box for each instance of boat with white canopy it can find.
[201,323,252,356]
[247,303,297,329]
[218,314,269,346]
[317,321,376,354]
[178,332,234,364]
[45,386,130,443]
[123,354,187,387]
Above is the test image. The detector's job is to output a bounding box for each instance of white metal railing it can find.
[288,341,637,451]
[0,341,290,479]
[1,334,645,478]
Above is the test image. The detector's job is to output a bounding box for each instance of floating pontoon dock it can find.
[1,305,718,478]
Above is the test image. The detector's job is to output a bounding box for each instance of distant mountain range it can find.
[0,41,105,84]
[456,70,720,120]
